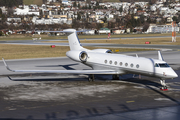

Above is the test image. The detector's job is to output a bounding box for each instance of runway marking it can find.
[154,98,171,101]
[126,101,135,103]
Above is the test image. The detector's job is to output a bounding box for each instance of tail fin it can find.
[158,51,164,61]
[63,29,84,51]
[36,29,86,51]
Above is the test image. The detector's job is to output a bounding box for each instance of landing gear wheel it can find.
[112,74,119,80]
[88,74,94,82]
[160,80,168,91]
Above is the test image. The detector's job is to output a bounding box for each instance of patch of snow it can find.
[154,98,171,101]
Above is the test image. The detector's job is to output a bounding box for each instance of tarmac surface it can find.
[0,50,180,120]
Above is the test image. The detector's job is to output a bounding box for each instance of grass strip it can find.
[0,44,154,60]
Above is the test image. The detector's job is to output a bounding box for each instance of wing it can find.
[2,58,118,74]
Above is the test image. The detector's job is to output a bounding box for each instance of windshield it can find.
[155,63,170,67]
[159,63,170,67]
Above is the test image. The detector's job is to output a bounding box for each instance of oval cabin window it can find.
[136,64,139,68]
[125,63,128,66]
[130,64,133,67]
[104,60,107,64]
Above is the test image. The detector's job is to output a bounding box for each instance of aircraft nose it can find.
[171,71,178,78]
[173,72,178,78]
[166,69,178,79]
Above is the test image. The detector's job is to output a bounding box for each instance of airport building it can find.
[146,24,179,33]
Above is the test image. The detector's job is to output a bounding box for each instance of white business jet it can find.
[2,29,178,90]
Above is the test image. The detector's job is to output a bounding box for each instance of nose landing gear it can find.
[160,80,168,91]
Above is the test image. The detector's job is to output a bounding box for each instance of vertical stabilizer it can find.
[158,51,164,61]
[63,29,84,51]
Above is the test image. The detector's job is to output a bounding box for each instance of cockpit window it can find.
[155,63,170,67]
[159,63,170,67]
[154,63,159,67]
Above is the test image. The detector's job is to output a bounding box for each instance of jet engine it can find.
[66,51,88,62]
[79,51,88,62]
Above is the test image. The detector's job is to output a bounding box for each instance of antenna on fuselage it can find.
[158,51,164,61]
[136,54,138,58]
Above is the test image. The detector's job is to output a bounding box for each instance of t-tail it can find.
[36,29,87,51]
[63,29,87,51]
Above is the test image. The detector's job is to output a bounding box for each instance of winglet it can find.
[2,58,15,72]
[158,51,164,61]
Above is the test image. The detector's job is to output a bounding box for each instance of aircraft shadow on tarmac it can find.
[36,63,79,70]
[5,76,180,120]
[7,73,161,88]
[6,74,180,120]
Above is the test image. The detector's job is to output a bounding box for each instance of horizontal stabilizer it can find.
[35,29,89,33]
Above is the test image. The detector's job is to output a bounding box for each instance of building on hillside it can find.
[7,18,21,22]
[32,16,72,25]
[111,29,125,34]
[98,28,111,34]
[14,5,39,16]
[0,6,7,14]
[83,29,96,35]
[62,0,72,6]
[146,24,179,33]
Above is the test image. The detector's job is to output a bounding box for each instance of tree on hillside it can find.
[73,1,77,7]
[96,23,103,30]
[0,22,8,30]
[140,14,145,24]
[96,1,99,6]
[43,0,48,4]
[143,22,149,32]
[0,31,3,36]
[86,0,91,4]
[172,16,178,22]
[72,19,79,29]
[0,9,5,21]
[7,8,14,16]
[77,12,81,20]
[119,6,123,13]
[149,0,157,5]
[0,0,23,7]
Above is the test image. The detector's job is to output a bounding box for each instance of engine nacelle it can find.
[79,51,88,62]
[66,51,88,62]
[91,49,112,53]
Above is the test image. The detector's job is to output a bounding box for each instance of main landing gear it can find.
[112,74,119,80]
[88,74,120,82]
[88,74,95,82]
[160,80,168,91]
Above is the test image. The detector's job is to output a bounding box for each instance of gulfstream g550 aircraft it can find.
[2,29,178,90]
